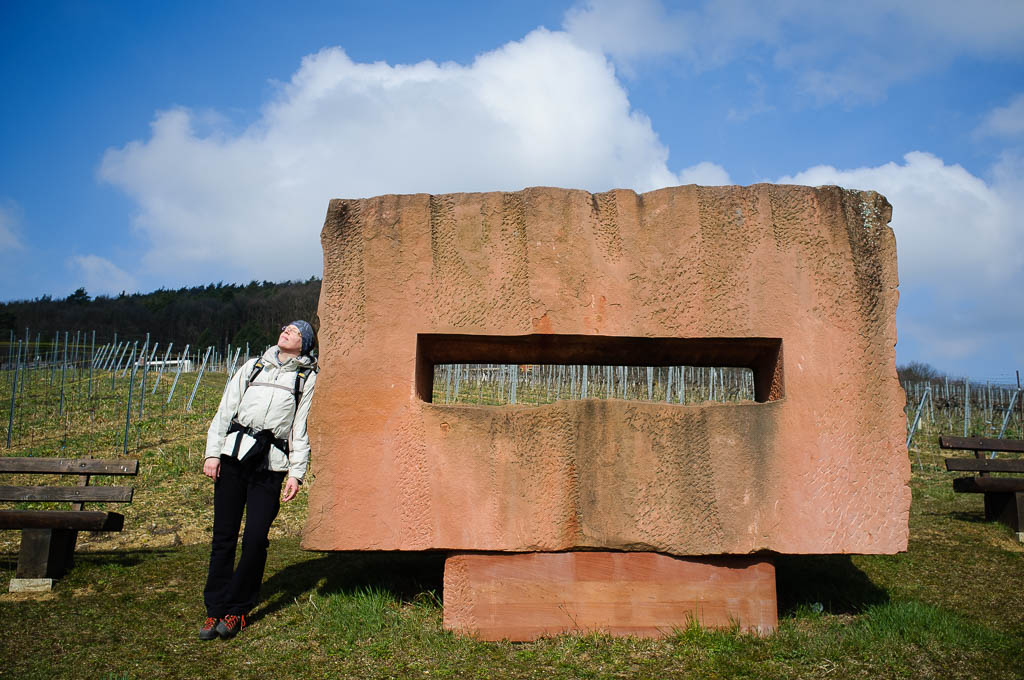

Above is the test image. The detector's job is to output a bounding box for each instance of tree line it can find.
[0,278,321,353]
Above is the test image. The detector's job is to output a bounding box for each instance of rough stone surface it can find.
[303,184,909,556]
[443,552,777,640]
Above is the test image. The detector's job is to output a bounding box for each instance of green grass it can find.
[1,375,1023,679]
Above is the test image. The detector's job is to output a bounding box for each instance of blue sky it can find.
[1,1,1023,381]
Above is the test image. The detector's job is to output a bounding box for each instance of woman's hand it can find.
[203,457,220,481]
[282,477,301,502]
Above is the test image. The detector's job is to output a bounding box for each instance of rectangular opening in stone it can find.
[431,363,755,406]
[416,334,783,404]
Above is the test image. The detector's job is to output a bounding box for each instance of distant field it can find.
[1,369,1023,679]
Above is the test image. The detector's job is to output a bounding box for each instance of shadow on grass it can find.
[0,547,178,576]
[943,510,991,524]
[253,551,446,623]
[775,554,889,616]
[254,550,893,623]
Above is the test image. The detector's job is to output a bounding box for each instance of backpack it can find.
[225,356,317,463]
[245,357,316,415]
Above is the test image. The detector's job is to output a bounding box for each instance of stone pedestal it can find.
[443,552,777,641]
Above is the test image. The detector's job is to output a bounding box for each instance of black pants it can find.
[203,456,286,617]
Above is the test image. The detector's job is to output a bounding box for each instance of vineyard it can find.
[2,332,250,454]
[431,363,756,406]
[903,375,1024,468]
[1,331,1022,678]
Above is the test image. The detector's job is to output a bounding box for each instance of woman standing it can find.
[199,321,318,640]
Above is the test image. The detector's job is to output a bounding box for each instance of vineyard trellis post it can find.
[73,330,81,398]
[992,389,1022,457]
[58,332,68,419]
[963,376,970,436]
[906,385,930,469]
[7,339,20,448]
[112,341,129,389]
[222,347,240,393]
[153,343,173,394]
[19,327,28,396]
[187,346,213,412]
[123,354,138,456]
[120,340,137,378]
[88,330,95,397]
[166,344,189,405]
[49,331,58,386]
[99,341,111,372]
[138,334,150,419]
[167,358,184,405]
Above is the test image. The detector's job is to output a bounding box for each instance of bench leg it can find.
[16,528,78,579]
[983,492,1024,534]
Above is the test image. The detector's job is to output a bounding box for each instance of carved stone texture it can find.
[443,552,778,640]
[303,184,909,556]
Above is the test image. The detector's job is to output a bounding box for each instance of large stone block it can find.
[443,552,777,640]
[303,184,909,556]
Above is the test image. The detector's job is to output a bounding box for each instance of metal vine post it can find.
[7,340,20,448]
[187,346,213,412]
[123,356,138,455]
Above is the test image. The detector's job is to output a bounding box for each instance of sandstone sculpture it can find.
[304,184,909,639]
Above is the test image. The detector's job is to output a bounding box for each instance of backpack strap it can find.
[240,356,313,414]
[292,366,315,414]
[230,357,265,421]
[245,358,266,392]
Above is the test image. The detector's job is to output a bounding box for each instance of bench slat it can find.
[0,457,139,475]
[939,436,1024,453]
[0,510,124,531]
[952,477,1024,494]
[945,458,1024,473]
[0,485,134,503]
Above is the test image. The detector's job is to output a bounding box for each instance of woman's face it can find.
[278,324,303,354]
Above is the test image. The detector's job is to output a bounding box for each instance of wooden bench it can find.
[0,457,139,591]
[940,435,1024,541]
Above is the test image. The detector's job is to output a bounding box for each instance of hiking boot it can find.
[216,614,247,639]
[199,617,220,641]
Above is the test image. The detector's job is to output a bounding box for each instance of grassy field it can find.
[1,371,1023,679]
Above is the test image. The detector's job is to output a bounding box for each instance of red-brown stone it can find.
[443,552,777,640]
[303,184,909,557]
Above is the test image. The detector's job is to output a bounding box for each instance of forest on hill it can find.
[0,278,321,353]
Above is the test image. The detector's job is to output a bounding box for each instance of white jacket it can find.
[204,346,317,481]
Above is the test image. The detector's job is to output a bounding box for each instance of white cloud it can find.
[778,151,1024,366]
[563,1,1024,102]
[563,0,693,65]
[0,198,24,251]
[100,29,692,284]
[976,93,1024,138]
[68,255,138,297]
[677,161,730,186]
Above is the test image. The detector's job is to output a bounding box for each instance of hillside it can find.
[0,278,321,352]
